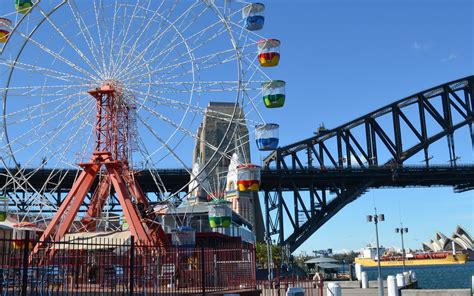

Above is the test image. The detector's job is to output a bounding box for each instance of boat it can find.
[355,246,468,267]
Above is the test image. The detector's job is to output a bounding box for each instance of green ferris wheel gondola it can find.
[15,0,33,14]
[0,197,8,222]
[208,199,232,228]
[262,80,286,108]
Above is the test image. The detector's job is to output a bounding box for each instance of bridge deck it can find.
[2,165,474,193]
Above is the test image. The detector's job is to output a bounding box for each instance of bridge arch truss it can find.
[262,76,474,253]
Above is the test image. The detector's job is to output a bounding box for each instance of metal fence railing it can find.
[0,232,256,295]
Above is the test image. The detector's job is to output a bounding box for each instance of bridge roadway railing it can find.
[2,164,474,193]
[260,164,474,191]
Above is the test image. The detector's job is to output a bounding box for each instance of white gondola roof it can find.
[304,257,339,264]
[243,3,265,16]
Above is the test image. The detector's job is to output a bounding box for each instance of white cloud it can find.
[413,41,422,50]
[412,41,431,52]
[441,53,458,63]
[334,248,353,254]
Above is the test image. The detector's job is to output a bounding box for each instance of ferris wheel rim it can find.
[0,1,274,215]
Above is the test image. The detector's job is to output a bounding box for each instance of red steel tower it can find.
[34,82,169,252]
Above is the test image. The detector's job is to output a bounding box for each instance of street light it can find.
[265,232,274,282]
[367,208,385,296]
[395,225,408,272]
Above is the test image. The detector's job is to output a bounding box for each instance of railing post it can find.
[201,245,205,296]
[21,231,30,296]
[129,235,135,296]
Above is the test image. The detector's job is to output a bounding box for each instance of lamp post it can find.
[265,232,274,282]
[367,208,385,296]
[395,225,408,272]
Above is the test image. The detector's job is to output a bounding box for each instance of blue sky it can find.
[252,0,474,253]
[0,0,471,253]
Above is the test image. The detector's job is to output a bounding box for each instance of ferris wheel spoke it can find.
[92,0,111,78]
[127,80,233,93]
[134,100,235,164]
[125,3,209,70]
[136,80,262,94]
[12,31,100,81]
[116,1,202,78]
[104,0,122,77]
[120,14,230,81]
[36,110,94,168]
[135,113,193,177]
[37,8,103,79]
[124,0,242,76]
[68,0,104,72]
[10,112,92,169]
[156,43,240,80]
[242,53,272,81]
[121,46,237,84]
[0,58,93,84]
[5,108,89,162]
[112,1,175,77]
[229,19,267,42]
[3,92,89,126]
[4,96,93,162]
[133,135,170,197]
[111,1,150,78]
[0,159,59,217]
[149,55,238,84]
[1,84,91,95]
[127,85,260,126]
[242,89,266,125]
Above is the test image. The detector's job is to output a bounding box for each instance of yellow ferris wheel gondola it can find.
[257,39,280,67]
[0,18,12,43]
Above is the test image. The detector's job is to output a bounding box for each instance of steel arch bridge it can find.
[1,76,474,254]
[262,75,474,253]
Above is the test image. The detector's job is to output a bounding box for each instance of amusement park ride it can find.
[0,1,471,260]
[34,82,170,251]
[0,0,286,254]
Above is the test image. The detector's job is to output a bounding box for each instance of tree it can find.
[332,251,358,264]
[255,242,282,268]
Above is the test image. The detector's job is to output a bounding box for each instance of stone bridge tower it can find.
[192,102,264,241]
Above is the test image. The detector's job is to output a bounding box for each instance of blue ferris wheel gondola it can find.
[255,123,279,151]
[243,3,265,31]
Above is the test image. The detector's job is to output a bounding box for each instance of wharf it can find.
[321,288,471,296]
[321,280,387,296]
[320,281,471,296]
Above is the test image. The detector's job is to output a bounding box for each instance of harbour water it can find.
[364,261,474,289]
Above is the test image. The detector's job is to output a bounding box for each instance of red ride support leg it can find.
[33,163,100,253]
[106,163,154,246]
[81,176,111,231]
[125,174,169,248]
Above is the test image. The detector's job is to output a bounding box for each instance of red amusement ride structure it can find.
[33,82,169,253]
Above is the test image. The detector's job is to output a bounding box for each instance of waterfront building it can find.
[422,225,473,259]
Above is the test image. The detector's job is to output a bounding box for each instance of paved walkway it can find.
[322,287,388,296]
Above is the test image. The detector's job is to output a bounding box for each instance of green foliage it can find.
[331,251,358,263]
[255,242,282,268]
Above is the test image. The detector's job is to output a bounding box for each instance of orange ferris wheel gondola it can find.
[257,39,280,67]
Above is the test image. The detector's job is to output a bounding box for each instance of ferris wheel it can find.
[0,0,286,243]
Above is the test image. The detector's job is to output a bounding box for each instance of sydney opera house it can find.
[422,225,473,259]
